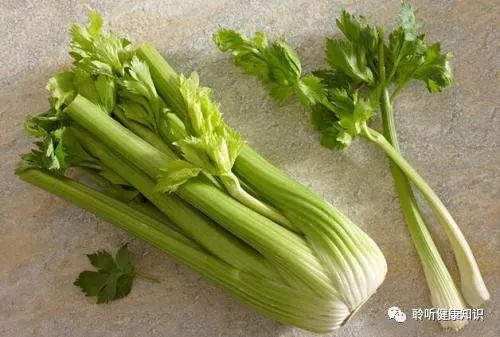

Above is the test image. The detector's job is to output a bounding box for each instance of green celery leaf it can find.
[23,108,67,138]
[86,7,103,36]
[120,56,159,104]
[15,148,53,174]
[325,9,380,86]
[331,89,374,136]
[214,24,376,152]
[176,135,232,175]
[320,125,352,149]
[412,43,453,92]
[336,9,379,54]
[116,56,170,134]
[214,30,272,81]
[296,75,329,106]
[214,30,302,102]
[115,274,134,299]
[178,72,222,136]
[399,2,419,41]
[307,87,370,150]
[46,71,75,111]
[267,40,302,102]
[96,273,120,304]
[310,103,337,132]
[319,126,339,149]
[17,126,95,174]
[116,101,155,130]
[51,127,98,171]
[388,3,453,93]
[47,67,117,115]
[95,75,116,113]
[387,3,425,78]
[156,160,202,193]
[168,72,244,179]
[223,127,245,166]
[72,68,100,104]
[325,39,374,85]
[312,69,352,90]
[69,8,131,76]
[15,153,40,174]
[387,3,420,68]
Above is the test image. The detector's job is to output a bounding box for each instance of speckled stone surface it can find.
[0,1,498,336]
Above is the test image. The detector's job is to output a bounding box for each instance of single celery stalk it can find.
[18,169,197,249]
[126,199,179,226]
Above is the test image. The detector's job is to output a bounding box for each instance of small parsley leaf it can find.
[74,245,158,304]
[87,249,116,270]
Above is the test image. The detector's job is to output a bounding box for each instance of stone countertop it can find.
[0,1,498,336]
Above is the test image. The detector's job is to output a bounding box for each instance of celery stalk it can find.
[18,169,197,249]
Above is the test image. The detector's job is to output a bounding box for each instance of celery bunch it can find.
[16,10,387,332]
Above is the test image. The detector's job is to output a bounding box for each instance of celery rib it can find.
[219,172,296,231]
[380,89,467,330]
[361,123,489,307]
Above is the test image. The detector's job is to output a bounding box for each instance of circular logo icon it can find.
[387,306,406,323]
